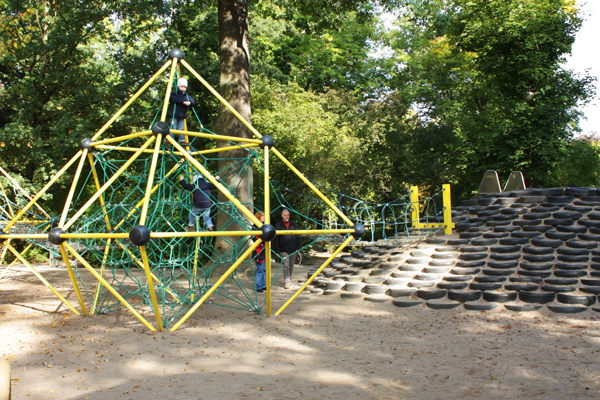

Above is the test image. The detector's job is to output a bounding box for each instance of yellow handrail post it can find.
[58,150,88,227]
[442,184,454,235]
[140,246,163,331]
[410,185,420,228]
[161,58,179,122]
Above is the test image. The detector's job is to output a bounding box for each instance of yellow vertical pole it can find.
[63,242,155,331]
[264,147,272,317]
[139,134,162,225]
[58,244,89,316]
[275,235,354,316]
[161,58,179,122]
[442,184,454,235]
[140,246,163,331]
[410,186,420,228]
[58,150,88,227]
[4,242,80,315]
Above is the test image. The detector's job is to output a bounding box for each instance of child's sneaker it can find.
[184,226,195,232]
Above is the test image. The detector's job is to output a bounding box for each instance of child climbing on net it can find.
[168,78,195,145]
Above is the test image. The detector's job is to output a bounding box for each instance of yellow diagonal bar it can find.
[58,244,89,316]
[161,58,179,122]
[63,136,156,231]
[4,242,80,315]
[58,149,88,227]
[277,229,354,235]
[63,242,155,331]
[271,147,354,226]
[166,136,262,226]
[170,130,262,144]
[180,59,262,139]
[0,179,14,217]
[139,133,163,225]
[87,153,113,231]
[275,235,354,316]
[94,145,163,154]
[91,60,172,141]
[4,151,82,231]
[139,246,163,331]
[150,230,260,239]
[170,239,262,331]
[92,131,152,147]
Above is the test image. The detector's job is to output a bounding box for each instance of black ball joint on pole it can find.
[48,228,67,245]
[152,121,170,137]
[352,223,365,240]
[169,49,184,61]
[261,135,274,149]
[129,225,151,246]
[80,138,93,152]
[260,224,276,242]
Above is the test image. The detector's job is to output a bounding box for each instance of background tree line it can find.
[0,0,596,217]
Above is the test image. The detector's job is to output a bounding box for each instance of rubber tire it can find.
[544,278,578,286]
[416,289,448,300]
[556,293,596,306]
[518,270,552,278]
[426,300,461,310]
[451,267,481,276]
[545,231,576,241]
[490,245,522,254]
[474,276,506,283]
[509,276,543,283]
[519,291,556,304]
[458,245,490,254]
[504,303,543,312]
[523,254,555,263]
[531,238,563,248]
[0,360,10,400]
[499,238,530,245]
[519,261,553,271]
[470,239,498,246]
[557,255,589,263]
[464,302,498,311]
[448,289,482,302]
[482,291,518,303]
[567,239,599,249]
[581,279,600,286]
[392,299,423,307]
[436,281,467,290]
[522,245,554,255]
[553,211,583,220]
[580,287,600,295]
[540,285,577,293]
[487,260,519,269]
[553,270,587,278]
[555,225,587,233]
[546,304,588,314]
[482,268,515,276]
[490,253,521,261]
[470,282,503,291]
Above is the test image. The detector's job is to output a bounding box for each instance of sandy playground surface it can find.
[1,253,600,400]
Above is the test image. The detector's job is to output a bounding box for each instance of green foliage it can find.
[553,136,600,188]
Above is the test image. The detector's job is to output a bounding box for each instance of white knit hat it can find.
[177,78,188,88]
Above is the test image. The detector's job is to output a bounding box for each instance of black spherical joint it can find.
[152,121,170,137]
[261,135,274,149]
[168,48,184,60]
[129,225,151,246]
[48,227,66,245]
[260,224,276,242]
[352,223,365,240]
[79,138,93,152]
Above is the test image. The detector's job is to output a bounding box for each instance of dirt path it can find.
[1,259,599,399]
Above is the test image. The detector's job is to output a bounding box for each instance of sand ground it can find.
[1,254,600,400]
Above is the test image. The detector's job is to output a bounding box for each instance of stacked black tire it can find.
[307,187,600,314]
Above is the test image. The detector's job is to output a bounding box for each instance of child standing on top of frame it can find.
[168,78,195,145]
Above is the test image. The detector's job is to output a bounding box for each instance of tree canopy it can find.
[0,0,596,213]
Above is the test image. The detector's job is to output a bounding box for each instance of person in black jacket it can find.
[168,78,196,145]
[272,209,302,289]
[179,173,220,232]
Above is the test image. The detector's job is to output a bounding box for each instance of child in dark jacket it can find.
[168,78,195,144]
[253,211,267,292]
[179,173,220,232]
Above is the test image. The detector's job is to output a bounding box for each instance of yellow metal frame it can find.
[0,54,413,332]
[410,184,454,235]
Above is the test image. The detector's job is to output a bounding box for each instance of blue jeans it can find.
[189,207,213,229]
[255,259,266,290]
[170,117,187,142]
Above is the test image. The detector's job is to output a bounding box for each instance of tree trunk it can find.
[213,0,253,274]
